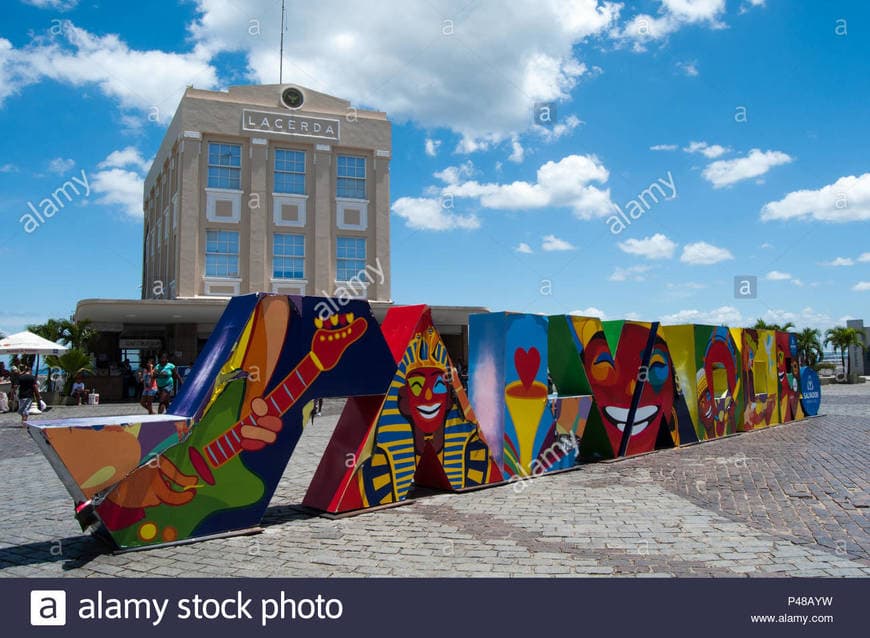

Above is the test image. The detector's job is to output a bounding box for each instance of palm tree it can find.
[27,317,96,351]
[796,328,823,366]
[45,349,94,396]
[753,319,796,332]
[27,318,66,344]
[60,319,97,351]
[824,327,865,382]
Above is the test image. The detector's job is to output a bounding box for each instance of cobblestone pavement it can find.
[0,386,867,578]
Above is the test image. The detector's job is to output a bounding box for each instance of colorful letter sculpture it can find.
[663,324,742,442]
[29,294,396,548]
[548,315,697,459]
[304,305,502,513]
[28,294,823,550]
[468,312,557,477]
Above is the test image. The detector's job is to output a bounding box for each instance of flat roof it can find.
[76,298,489,329]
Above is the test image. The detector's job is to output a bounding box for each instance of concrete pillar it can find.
[313,147,333,295]
[373,155,391,301]
[178,132,202,298]
[172,324,198,366]
[248,138,269,292]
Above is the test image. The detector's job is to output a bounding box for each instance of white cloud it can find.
[541,234,574,251]
[534,114,583,142]
[609,264,651,282]
[664,306,833,330]
[650,144,677,151]
[665,281,706,298]
[47,157,75,174]
[758,307,836,330]
[760,173,870,222]
[424,138,441,157]
[434,161,475,186]
[90,167,144,218]
[616,0,726,50]
[570,307,606,319]
[702,149,793,188]
[98,146,151,172]
[391,197,479,231]
[442,154,613,219]
[662,0,727,22]
[859,253,870,262]
[87,147,150,219]
[661,305,743,326]
[766,270,792,281]
[0,163,19,173]
[21,0,78,10]
[680,241,733,264]
[189,0,620,144]
[854,282,870,292]
[683,140,729,159]
[820,257,854,267]
[0,24,217,119]
[515,242,533,254]
[677,60,699,76]
[618,233,677,259]
[508,137,525,163]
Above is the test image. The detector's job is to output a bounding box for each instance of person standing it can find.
[16,366,40,425]
[154,353,182,414]
[139,359,157,415]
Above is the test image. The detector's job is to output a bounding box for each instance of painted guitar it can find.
[100,313,368,547]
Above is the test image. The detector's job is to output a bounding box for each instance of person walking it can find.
[139,359,157,415]
[16,365,40,425]
[154,353,182,415]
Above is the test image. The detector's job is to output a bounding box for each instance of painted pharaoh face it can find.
[581,322,675,456]
[399,366,450,435]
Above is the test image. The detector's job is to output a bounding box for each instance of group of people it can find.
[0,362,42,424]
[138,353,183,415]
[0,352,184,422]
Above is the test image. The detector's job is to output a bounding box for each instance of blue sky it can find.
[0,0,868,336]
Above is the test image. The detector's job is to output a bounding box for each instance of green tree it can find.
[45,349,94,396]
[753,319,796,331]
[28,317,96,352]
[796,328,823,366]
[824,327,865,382]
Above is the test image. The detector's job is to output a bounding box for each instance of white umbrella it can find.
[0,331,69,414]
[0,331,69,355]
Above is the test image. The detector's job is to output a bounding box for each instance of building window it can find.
[336,155,366,199]
[205,230,239,277]
[207,142,241,190]
[274,149,305,194]
[336,236,366,281]
[273,234,305,279]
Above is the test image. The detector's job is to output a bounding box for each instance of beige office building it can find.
[141,83,392,301]
[77,84,480,399]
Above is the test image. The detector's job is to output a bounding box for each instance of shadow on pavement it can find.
[0,534,109,571]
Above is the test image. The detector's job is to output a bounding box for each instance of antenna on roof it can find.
[279,0,286,84]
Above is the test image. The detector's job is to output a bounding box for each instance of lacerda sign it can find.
[242,109,339,141]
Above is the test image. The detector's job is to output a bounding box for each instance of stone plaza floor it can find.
[0,384,867,578]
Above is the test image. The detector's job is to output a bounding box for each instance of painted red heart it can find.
[514,347,540,389]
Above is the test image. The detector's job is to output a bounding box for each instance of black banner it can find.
[4,578,863,637]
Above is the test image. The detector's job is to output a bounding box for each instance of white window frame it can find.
[335,197,369,231]
[272,193,307,227]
